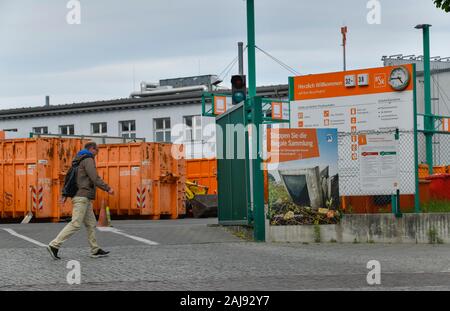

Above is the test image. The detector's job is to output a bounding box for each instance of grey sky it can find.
[0,0,449,109]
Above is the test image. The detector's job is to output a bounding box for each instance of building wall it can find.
[415,71,450,116]
[0,103,217,159]
[415,71,450,166]
[383,58,450,116]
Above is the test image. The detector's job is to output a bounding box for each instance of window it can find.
[119,120,136,138]
[91,122,107,135]
[183,115,202,142]
[153,118,171,142]
[33,127,48,134]
[59,125,74,135]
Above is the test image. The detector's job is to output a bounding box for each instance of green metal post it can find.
[412,64,421,213]
[288,77,295,129]
[418,24,434,174]
[202,94,206,116]
[391,194,397,214]
[288,77,295,101]
[251,97,265,242]
[245,0,264,241]
[244,99,253,224]
[247,0,256,98]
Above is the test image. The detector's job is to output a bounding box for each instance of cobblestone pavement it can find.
[1,219,450,291]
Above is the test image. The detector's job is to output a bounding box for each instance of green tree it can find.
[434,0,450,12]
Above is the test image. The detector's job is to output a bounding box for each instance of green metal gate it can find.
[216,102,250,225]
[205,93,289,238]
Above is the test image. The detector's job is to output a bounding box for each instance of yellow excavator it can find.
[185,180,218,218]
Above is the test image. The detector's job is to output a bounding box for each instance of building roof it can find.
[382,55,450,75]
[0,84,289,120]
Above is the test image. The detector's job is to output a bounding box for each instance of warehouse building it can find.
[383,55,450,166]
[382,55,450,117]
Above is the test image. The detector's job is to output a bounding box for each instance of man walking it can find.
[47,142,114,260]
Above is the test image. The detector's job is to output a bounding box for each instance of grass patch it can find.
[422,201,450,213]
[233,231,247,239]
[313,223,321,243]
[428,227,444,244]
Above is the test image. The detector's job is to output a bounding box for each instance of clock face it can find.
[389,67,410,91]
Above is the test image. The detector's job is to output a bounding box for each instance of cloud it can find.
[0,0,449,109]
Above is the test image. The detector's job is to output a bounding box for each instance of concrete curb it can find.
[268,213,450,244]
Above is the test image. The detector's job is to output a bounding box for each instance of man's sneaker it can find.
[47,245,61,260]
[90,249,110,258]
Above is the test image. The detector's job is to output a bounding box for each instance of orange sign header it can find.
[267,128,319,163]
[214,96,227,115]
[292,64,414,101]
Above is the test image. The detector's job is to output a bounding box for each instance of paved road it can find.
[1,218,449,291]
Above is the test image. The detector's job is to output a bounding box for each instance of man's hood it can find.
[74,149,94,161]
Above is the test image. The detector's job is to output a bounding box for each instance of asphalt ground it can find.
[1,218,449,291]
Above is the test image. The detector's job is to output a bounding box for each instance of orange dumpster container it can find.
[344,189,431,214]
[0,138,85,221]
[433,166,447,175]
[186,158,217,194]
[418,164,429,179]
[425,174,450,201]
[95,142,185,219]
[178,156,187,216]
[153,143,186,218]
[95,143,153,218]
[418,179,431,204]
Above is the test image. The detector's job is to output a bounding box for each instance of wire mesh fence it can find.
[417,132,450,167]
[339,129,418,214]
[339,129,416,196]
[339,129,450,214]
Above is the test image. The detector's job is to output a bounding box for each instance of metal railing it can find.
[29,133,146,144]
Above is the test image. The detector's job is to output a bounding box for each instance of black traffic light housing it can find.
[231,75,247,105]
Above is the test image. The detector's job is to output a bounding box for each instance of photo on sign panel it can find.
[266,128,340,226]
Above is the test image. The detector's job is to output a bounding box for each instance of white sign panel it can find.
[290,65,416,195]
[359,133,399,194]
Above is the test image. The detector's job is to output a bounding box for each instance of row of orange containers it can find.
[341,180,432,214]
[418,164,450,178]
[0,138,185,221]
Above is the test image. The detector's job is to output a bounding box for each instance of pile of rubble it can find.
[270,201,340,226]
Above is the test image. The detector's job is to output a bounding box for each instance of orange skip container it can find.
[94,142,186,219]
[0,138,85,221]
[186,158,217,194]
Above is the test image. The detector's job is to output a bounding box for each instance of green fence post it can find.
[412,64,421,213]
[416,24,434,174]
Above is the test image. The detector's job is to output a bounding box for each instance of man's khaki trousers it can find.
[50,196,100,254]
